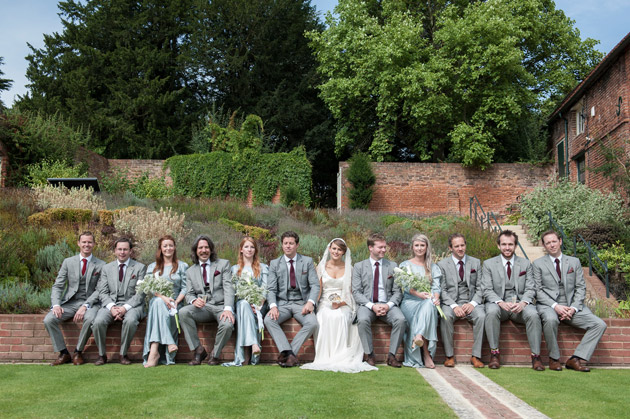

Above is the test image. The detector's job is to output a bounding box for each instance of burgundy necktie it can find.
[506,261,511,280]
[458,260,464,282]
[82,258,87,276]
[372,261,380,303]
[555,258,561,280]
[202,263,208,286]
[289,259,297,288]
[118,263,125,282]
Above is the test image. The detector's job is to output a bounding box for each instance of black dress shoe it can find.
[51,353,72,366]
[94,355,108,366]
[281,354,299,368]
[277,352,288,366]
[188,346,208,366]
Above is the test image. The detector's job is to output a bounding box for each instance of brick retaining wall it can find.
[2,315,628,366]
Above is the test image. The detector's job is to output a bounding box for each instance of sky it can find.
[1,0,629,107]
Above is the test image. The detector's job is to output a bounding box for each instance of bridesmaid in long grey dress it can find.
[223,237,268,366]
[399,233,441,368]
[143,235,188,367]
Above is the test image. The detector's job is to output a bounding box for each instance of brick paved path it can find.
[416,366,549,419]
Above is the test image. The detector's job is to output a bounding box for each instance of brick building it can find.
[548,32,630,198]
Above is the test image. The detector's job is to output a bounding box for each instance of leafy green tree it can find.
[309,0,603,168]
[0,57,13,109]
[346,152,376,209]
[18,0,198,159]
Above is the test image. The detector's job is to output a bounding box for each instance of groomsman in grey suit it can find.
[180,235,235,365]
[352,233,406,367]
[533,230,607,372]
[481,230,544,371]
[92,238,147,365]
[44,231,105,366]
[438,233,485,368]
[264,231,319,367]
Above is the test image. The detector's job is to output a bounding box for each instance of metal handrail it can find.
[547,211,609,297]
[469,196,529,260]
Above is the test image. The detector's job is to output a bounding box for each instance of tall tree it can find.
[309,0,603,168]
[18,0,198,158]
[0,57,13,109]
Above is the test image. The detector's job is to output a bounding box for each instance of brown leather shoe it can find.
[363,353,376,367]
[531,355,545,371]
[50,353,72,366]
[549,358,563,371]
[72,352,84,366]
[566,357,590,372]
[470,356,485,368]
[120,355,132,365]
[281,354,299,368]
[387,353,402,368]
[94,355,107,366]
[188,346,208,366]
[488,353,500,369]
[207,356,220,366]
[444,356,455,367]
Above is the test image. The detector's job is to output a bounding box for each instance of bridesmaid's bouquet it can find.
[136,273,180,332]
[234,270,266,338]
[393,266,446,319]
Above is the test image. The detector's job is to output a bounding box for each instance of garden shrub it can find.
[0,282,51,314]
[99,168,133,194]
[381,214,408,227]
[218,218,271,241]
[346,152,375,209]
[32,184,105,213]
[24,159,88,187]
[520,179,625,239]
[27,208,93,225]
[281,184,302,207]
[131,173,172,199]
[113,207,190,252]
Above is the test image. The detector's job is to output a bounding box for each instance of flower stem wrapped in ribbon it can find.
[393,266,446,319]
[234,269,266,339]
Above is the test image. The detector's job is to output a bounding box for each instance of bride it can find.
[301,238,377,373]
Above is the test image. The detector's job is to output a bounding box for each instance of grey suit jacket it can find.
[51,254,106,307]
[352,258,402,306]
[185,259,234,308]
[438,255,483,306]
[481,255,535,304]
[98,259,147,308]
[533,255,586,311]
[266,254,319,306]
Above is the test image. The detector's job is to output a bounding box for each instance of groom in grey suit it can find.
[92,238,147,365]
[481,230,544,371]
[179,235,234,365]
[438,233,485,368]
[264,231,319,367]
[352,233,406,367]
[533,230,607,372]
[44,231,105,366]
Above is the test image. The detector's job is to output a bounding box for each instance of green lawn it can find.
[480,367,630,419]
[0,364,455,418]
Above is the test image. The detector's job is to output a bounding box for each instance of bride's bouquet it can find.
[393,266,446,319]
[234,269,266,338]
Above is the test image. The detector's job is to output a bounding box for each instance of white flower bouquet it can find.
[234,269,266,338]
[393,266,445,319]
[136,273,180,332]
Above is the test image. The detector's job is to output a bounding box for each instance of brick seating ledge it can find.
[1,314,629,365]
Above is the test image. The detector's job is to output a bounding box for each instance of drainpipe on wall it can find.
[561,112,569,178]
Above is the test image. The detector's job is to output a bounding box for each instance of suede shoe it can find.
[488,353,500,369]
[470,356,485,368]
[549,358,563,371]
[531,355,545,371]
[566,357,590,372]
[50,353,71,366]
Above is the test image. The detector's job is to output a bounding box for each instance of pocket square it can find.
[214,270,220,277]
[131,274,136,279]
[470,269,476,274]
[387,274,394,280]
[519,271,527,276]
[567,267,574,274]
[302,271,308,275]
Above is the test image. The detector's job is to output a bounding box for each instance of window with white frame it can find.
[576,107,585,135]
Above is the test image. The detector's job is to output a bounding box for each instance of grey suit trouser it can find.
[263,302,318,354]
[43,301,99,352]
[538,305,607,361]
[485,303,542,354]
[179,303,234,358]
[356,305,406,355]
[92,306,145,356]
[440,304,485,359]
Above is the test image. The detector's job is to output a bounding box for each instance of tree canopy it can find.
[0,57,13,108]
[309,0,603,168]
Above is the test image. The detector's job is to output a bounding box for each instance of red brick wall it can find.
[2,315,627,366]
[339,162,552,218]
[550,44,630,200]
[108,159,173,186]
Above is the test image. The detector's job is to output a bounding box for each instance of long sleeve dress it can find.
[399,261,442,368]
[142,261,188,366]
[223,263,268,366]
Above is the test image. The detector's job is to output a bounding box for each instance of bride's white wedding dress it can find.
[300,269,377,373]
